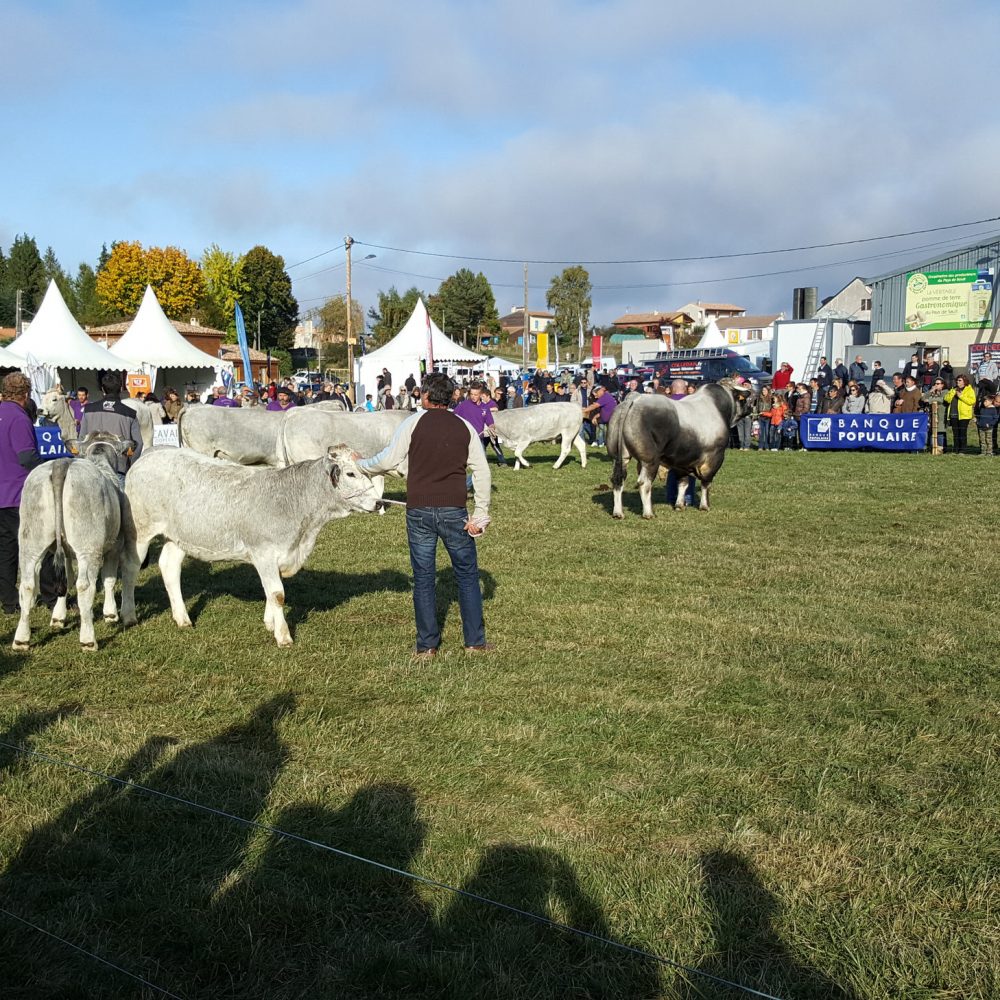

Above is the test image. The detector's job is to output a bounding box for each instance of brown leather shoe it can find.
[412,647,438,659]
[464,643,496,654]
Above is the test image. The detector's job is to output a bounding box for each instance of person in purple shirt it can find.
[68,387,88,430]
[210,385,240,407]
[581,383,617,446]
[454,382,506,466]
[266,387,297,412]
[0,372,60,613]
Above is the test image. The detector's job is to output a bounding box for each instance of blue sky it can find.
[4,0,1000,326]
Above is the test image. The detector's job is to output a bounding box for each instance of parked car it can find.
[650,348,771,389]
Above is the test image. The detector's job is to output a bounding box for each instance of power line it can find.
[352,215,1000,266]
[2,740,786,1000]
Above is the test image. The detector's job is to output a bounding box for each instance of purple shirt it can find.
[212,396,241,407]
[69,397,86,427]
[0,401,39,508]
[668,392,686,401]
[266,399,296,411]
[453,398,495,435]
[596,392,618,424]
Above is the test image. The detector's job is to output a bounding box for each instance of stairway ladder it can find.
[803,318,827,380]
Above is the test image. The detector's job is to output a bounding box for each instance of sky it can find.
[4,0,1000,329]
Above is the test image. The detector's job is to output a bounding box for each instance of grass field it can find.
[0,443,996,999]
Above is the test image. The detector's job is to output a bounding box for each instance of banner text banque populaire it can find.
[799,413,928,451]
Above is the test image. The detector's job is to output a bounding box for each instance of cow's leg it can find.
[638,463,656,519]
[75,553,100,651]
[699,482,711,511]
[611,458,627,519]
[12,553,39,650]
[49,594,68,630]
[675,476,689,511]
[119,533,144,628]
[574,433,588,468]
[159,541,192,628]
[553,433,572,469]
[254,561,291,647]
[100,549,120,623]
[514,443,529,469]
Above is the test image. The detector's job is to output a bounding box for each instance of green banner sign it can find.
[904,269,993,331]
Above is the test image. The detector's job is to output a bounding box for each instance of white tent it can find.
[481,356,520,374]
[6,280,127,396]
[356,298,485,399]
[696,319,727,349]
[111,285,229,395]
[0,343,26,370]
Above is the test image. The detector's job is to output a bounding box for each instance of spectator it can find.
[817,356,833,388]
[843,384,865,413]
[580,384,617,447]
[162,387,183,422]
[833,357,849,385]
[944,375,976,453]
[923,378,948,451]
[896,375,923,413]
[890,373,905,409]
[454,381,506,467]
[68,387,89,431]
[507,385,523,410]
[821,385,844,414]
[865,380,894,414]
[80,372,143,486]
[808,378,823,412]
[939,359,954,388]
[762,392,789,451]
[772,362,793,390]
[185,390,201,404]
[144,392,165,425]
[211,385,239,407]
[331,384,353,411]
[754,387,774,451]
[848,355,868,385]
[266,388,297,412]
[364,394,376,412]
[903,353,924,382]
[922,353,939,390]
[975,394,997,456]
[869,360,886,392]
[791,383,812,420]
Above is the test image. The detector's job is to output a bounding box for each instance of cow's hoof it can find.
[80,641,98,652]
[121,615,138,628]
[174,618,193,629]
[49,619,66,630]
[612,512,625,520]
[104,613,119,623]
[642,513,654,520]
[276,636,294,648]
[11,641,30,652]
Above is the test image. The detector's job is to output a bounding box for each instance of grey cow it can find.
[13,432,139,651]
[176,404,288,466]
[492,403,588,470]
[279,408,409,465]
[607,381,753,519]
[123,446,380,646]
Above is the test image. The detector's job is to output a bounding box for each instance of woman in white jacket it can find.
[865,380,893,413]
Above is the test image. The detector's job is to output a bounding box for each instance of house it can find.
[612,310,697,338]
[499,307,553,345]
[716,314,783,345]
[676,301,746,325]
[815,277,872,321]
[88,316,226,359]
[218,345,281,384]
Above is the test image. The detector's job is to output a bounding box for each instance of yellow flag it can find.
[536,332,549,370]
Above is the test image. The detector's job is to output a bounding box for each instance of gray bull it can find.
[13,433,139,651]
[177,405,287,465]
[492,403,587,469]
[123,446,380,646]
[607,381,752,519]
[279,409,410,465]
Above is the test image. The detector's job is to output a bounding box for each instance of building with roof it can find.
[499,307,553,346]
[611,310,697,338]
[868,236,999,366]
[717,313,784,346]
[676,301,746,324]
[815,277,872,321]
[88,315,226,359]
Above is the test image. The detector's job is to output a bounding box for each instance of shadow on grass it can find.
[0,703,83,779]
[676,850,857,1000]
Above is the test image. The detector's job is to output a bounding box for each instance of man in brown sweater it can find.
[359,373,492,657]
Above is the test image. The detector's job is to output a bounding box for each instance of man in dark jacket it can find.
[80,373,143,483]
[817,357,833,388]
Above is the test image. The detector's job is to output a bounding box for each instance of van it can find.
[652,348,771,389]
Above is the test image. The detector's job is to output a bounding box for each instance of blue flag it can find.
[234,303,255,387]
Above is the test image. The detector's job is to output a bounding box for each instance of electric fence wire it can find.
[284,214,999,271]
[0,905,185,1000]
[0,739,786,1000]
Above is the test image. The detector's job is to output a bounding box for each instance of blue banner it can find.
[799,413,928,451]
[35,425,72,460]
[234,302,255,388]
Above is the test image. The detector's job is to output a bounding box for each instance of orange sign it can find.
[126,373,152,398]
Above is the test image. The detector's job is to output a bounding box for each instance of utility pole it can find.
[15,289,22,337]
[345,235,355,402]
[522,264,529,369]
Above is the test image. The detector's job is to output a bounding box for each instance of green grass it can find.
[0,445,996,999]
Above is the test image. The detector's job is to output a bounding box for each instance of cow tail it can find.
[49,459,70,596]
[609,393,637,490]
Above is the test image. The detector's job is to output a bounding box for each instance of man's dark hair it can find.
[422,372,456,407]
[100,372,122,395]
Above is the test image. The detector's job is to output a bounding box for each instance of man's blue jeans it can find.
[406,507,486,651]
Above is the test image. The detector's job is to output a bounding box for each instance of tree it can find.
[95,242,203,319]
[427,269,498,346]
[546,266,592,352]
[309,294,365,368]
[199,244,246,334]
[42,246,77,316]
[367,285,424,346]
[73,261,115,326]
[238,245,298,351]
[0,234,46,327]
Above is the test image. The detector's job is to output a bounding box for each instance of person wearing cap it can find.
[358,372,492,657]
[772,362,793,390]
[80,372,143,485]
[580,383,617,446]
[266,387,297,412]
[0,372,61,614]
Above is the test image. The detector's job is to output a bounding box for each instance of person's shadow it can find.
[676,850,858,999]
[0,703,83,779]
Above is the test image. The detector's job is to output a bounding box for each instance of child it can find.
[364,394,375,413]
[976,394,998,456]
[767,393,789,451]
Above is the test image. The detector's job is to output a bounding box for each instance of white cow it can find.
[123,446,380,646]
[13,433,139,651]
[492,403,587,470]
[279,408,410,465]
[176,405,288,466]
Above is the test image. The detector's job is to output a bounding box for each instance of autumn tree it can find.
[95,241,203,319]
[367,285,424,345]
[199,244,246,334]
[546,265,592,350]
[0,234,46,327]
[238,245,298,351]
[309,294,365,367]
[427,269,499,347]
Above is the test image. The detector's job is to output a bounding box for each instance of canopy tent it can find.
[0,343,26,370]
[696,319,726,349]
[6,280,127,399]
[481,356,521,374]
[111,285,229,395]
[356,298,485,399]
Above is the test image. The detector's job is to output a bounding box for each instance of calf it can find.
[492,403,587,470]
[13,432,138,651]
[123,446,380,646]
